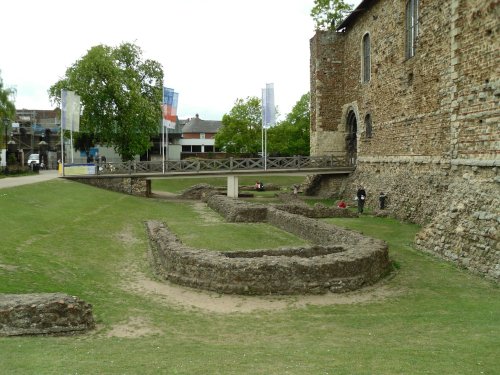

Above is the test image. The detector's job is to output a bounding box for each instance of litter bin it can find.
[31,163,40,174]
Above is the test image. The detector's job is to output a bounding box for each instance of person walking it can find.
[379,192,387,210]
[356,186,367,213]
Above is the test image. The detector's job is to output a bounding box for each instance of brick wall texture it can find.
[310,0,499,279]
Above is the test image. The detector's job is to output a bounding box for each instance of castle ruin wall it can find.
[309,0,499,279]
[148,196,390,295]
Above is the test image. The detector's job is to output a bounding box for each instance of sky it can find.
[1,0,361,121]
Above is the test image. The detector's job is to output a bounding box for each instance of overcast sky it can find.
[1,0,360,121]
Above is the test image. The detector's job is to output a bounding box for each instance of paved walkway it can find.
[0,170,59,189]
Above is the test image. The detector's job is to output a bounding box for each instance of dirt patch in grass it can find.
[106,316,161,338]
[191,202,223,224]
[114,225,141,247]
[122,267,402,314]
[0,263,18,272]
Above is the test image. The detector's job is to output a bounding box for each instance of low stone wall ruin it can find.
[148,196,389,295]
[205,194,268,222]
[66,176,151,197]
[178,183,224,199]
[0,293,95,336]
[273,193,358,218]
[274,202,357,218]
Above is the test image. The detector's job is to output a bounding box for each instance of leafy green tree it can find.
[268,93,310,156]
[0,71,16,150]
[311,0,354,31]
[49,42,163,161]
[215,96,262,154]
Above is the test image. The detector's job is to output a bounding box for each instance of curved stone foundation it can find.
[147,196,390,295]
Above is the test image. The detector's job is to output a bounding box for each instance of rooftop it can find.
[183,114,222,134]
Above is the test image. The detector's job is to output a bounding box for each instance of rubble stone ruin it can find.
[147,195,390,295]
[0,293,95,337]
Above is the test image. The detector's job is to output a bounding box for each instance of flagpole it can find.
[69,92,75,163]
[60,118,64,176]
[165,127,169,162]
[261,88,265,169]
[60,90,65,176]
[162,86,178,173]
[70,126,74,163]
[162,124,165,174]
[264,127,267,170]
[260,125,264,163]
[264,83,275,171]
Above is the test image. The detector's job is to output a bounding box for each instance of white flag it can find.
[61,90,80,131]
[262,83,275,128]
[72,93,81,132]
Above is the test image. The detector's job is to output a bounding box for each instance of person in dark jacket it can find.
[356,186,367,213]
[379,192,387,209]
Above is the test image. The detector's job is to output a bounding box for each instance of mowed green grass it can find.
[151,175,305,193]
[0,179,498,374]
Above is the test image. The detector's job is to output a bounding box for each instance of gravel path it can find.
[0,170,59,189]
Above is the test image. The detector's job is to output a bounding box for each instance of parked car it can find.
[27,154,40,167]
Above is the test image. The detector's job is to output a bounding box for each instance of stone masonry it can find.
[310,0,499,279]
[147,196,389,295]
[67,176,151,196]
[0,293,95,336]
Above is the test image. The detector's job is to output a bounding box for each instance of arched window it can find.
[406,0,419,58]
[362,33,371,83]
[365,114,372,138]
[346,110,358,165]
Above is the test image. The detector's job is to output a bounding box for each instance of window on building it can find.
[365,114,373,138]
[200,133,205,139]
[182,145,191,152]
[346,110,358,165]
[406,0,419,59]
[204,145,214,152]
[192,145,202,153]
[362,33,371,83]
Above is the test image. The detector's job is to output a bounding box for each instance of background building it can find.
[6,110,224,165]
[179,114,222,158]
[8,109,61,168]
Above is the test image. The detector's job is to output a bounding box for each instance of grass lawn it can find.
[0,178,498,374]
[151,175,306,194]
[0,170,37,179]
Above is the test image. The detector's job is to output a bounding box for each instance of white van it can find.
[27,153,40,167]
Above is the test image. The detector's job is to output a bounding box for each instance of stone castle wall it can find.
[347,163,499,279]
[310,29,347,158]
[310,0,499,279]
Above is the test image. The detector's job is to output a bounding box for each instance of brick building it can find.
[310,0,499,279]
[179,114,221,155]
